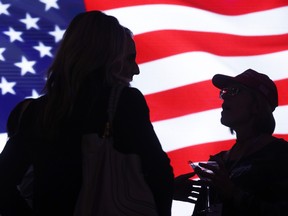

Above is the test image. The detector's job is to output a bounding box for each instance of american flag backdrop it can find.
[1,0,288,215]
[0,0,86,145]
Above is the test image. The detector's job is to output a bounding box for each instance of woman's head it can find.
[43,11,139,126]
[46,11,138,93]
[212,69,278,134]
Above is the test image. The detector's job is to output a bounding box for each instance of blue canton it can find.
[0,0,85,133]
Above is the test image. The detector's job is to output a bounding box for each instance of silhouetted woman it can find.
[0,11,174,216]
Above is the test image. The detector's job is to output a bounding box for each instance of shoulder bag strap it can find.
[104,85,124,138]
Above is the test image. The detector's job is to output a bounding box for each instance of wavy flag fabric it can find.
[86,0,288,177]
[0,0,288,214]
[0,0,86,144]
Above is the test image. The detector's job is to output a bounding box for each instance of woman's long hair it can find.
[42,11,131,128]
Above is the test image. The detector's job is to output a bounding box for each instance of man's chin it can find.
[220,118,231,127]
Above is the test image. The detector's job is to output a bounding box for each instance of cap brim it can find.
[212,74,238,89]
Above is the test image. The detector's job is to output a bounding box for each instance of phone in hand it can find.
[188,160,198,170]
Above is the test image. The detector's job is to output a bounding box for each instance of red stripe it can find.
[135,31,288,64]
[84,0,288,15]
[168,134,288,177]
[168,140,234,177]
[146,80,221,122]
[146,78,288,122]
[277,78,288,106]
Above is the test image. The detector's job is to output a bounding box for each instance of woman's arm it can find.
[0,99,33,215]
[0,136,32,215]
[114,87,174,216]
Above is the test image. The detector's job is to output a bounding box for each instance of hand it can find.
[197,157,235,201]
[173,172,202,203]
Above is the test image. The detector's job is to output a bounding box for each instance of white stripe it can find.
[274,105,288,136]
[131,50,288,95]
[153,105,288,152]
[0,133,7,153]
[105,5,288,36]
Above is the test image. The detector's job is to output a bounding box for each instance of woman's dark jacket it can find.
[0,86,174,216]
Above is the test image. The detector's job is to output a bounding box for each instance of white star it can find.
[39,0,59,11]
[0,77,16,95]
[0,47,5,61]
[49,25,65,43]
[20,13,40,30]
[33,42,53,58]
[14,56,36,76]
[26,89,41,99]
[3,27,24,42]
[0,1,10,15]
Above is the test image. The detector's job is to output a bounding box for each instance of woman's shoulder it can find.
[7,99,34,137]
[122,86,144,97]
[7,96,47,137]
[116,86,149,116]
[120,87,147,105]
[11,98,37,114]
[17,96,46,114]
[17,96,46,121]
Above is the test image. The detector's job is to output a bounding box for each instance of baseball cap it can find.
[212,69,278,111]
